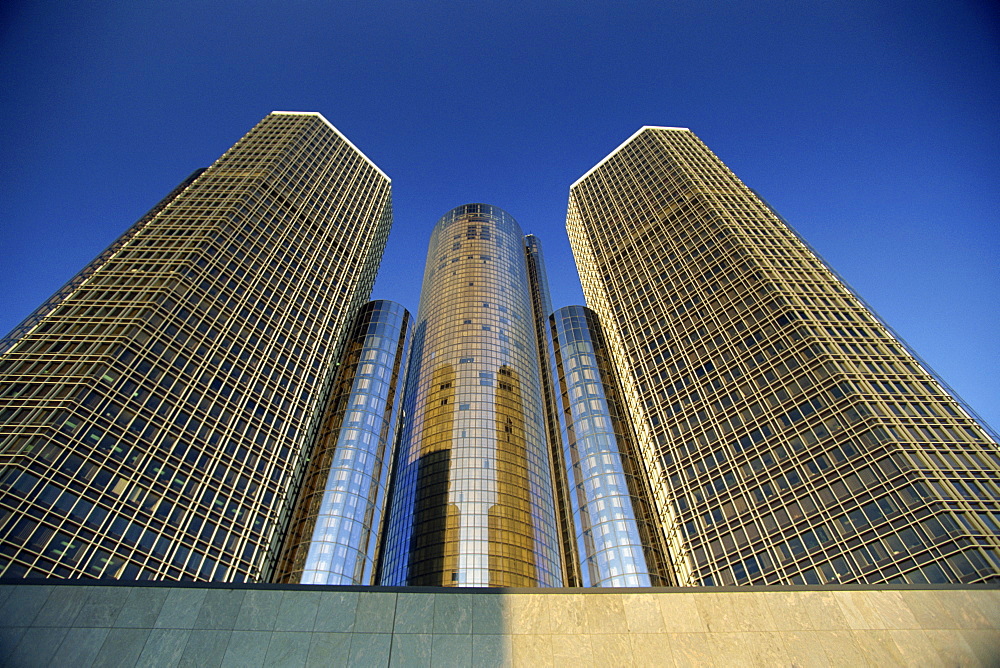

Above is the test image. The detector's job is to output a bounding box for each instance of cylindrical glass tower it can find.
[548,305,672,586]
[380,204,563,587]
[275,300,412,585]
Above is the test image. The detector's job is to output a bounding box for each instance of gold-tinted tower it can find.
[0,112,392,582]
[379,204,563,587]
[568,127,1000,586]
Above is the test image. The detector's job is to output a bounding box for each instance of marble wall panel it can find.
[0,583,996,667]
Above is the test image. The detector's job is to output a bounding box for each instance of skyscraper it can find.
[0,112,392,582]
[2,115,996,593]
[275,300,412,585]
[379,204,563,587]
[567,126,1000,586]
[546,305,673,587]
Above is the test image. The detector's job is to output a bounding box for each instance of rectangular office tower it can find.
[0,112,392,582]
[567,127,1000,586]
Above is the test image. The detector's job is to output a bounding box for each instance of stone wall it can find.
[0,581,997,666]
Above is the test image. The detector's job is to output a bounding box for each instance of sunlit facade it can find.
[0,112,392,582]
[275,300,411,585]
[547,305,673,586]
[567,126,1000,586]
[3,114,997,592]
[380,204,563,587]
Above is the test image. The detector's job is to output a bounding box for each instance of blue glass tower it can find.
[548,306,672,586]
[276,301,412,585]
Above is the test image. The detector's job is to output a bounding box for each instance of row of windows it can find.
[569,129,999,586]
[1,115,391,582]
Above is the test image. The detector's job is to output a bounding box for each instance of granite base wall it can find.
[0,581,997,666]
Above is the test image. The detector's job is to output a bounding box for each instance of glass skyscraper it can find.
[567,126,1000,586]
[379,205,563,587]
[1,114,996,592]
[275,300,411,585]
[546,305,673,587]
[0,112,392,582]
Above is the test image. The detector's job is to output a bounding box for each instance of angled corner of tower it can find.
[269,110,390,183]
[571,125,693,189]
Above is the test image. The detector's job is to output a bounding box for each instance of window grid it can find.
[567,127,1000,587]
[0,112,392,583]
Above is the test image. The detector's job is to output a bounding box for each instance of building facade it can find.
[1,115,997,591]
[379,205,563,587]
[566,126,1000,586]
[275,300,412,585]
[0,112,392,582]
[546,305,673,587]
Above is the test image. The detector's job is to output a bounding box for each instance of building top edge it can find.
[439,202,516,219]
[364,298,411,315]
[570,125,691,189]
[433,203,523,235]
[270,111,391,183]
[552,304,593,314]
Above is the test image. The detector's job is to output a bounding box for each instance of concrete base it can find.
[0,581,997,666]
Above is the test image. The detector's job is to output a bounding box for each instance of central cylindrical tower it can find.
[380,204,563,587]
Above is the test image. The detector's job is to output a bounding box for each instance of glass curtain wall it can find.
[567,126,1000,586]
[548,305,673,586]
[380,204,563,587]
[0,112,392,582]
[275,301,411,585]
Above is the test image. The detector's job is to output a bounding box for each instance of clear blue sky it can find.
[1,1,997,430]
